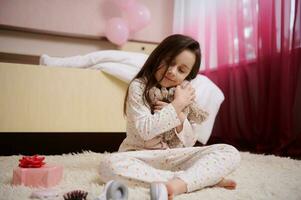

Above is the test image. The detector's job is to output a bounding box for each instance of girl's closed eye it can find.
[179,68,185,73]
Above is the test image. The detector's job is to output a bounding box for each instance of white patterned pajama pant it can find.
[99,144,240,192]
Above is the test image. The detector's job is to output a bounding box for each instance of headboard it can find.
[0,62,128,155]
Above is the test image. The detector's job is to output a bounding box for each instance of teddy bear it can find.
[148,85,209,148]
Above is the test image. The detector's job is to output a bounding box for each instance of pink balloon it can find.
[105,17,129,46]
[113,0,136,10]
[123,2,151,32]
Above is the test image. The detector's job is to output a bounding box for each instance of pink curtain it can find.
[173,0,301,158]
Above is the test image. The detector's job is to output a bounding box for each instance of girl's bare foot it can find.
[216,178,237,190]
[165,178,187,199]
[165,183,174,200]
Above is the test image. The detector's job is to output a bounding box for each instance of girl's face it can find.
[155,50,196,88]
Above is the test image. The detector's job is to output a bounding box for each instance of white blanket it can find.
[40,50,224,144]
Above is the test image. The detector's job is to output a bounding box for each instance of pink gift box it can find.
[12,165,63,188]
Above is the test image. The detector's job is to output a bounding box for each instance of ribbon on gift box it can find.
[19,155,46,168]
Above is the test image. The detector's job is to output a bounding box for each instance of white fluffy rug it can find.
[1,151,301,200]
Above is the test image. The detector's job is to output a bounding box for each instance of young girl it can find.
[99,34,240,199]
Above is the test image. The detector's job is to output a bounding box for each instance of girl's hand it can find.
[154,101,186,123]
[177,112,187,123]
[153,101,169,112]
[172,82,196,112]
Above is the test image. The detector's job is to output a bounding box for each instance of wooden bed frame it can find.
[0,62,128,155]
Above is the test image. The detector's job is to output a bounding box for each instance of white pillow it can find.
[191,75,224,144]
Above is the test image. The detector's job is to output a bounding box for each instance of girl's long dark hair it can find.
[123,34,201,116]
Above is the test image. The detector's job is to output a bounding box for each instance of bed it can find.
[0,61,301,199]
[0,62,128,155]
[0,62,127,132]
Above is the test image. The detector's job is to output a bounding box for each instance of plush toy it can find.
[149,85,209,148]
